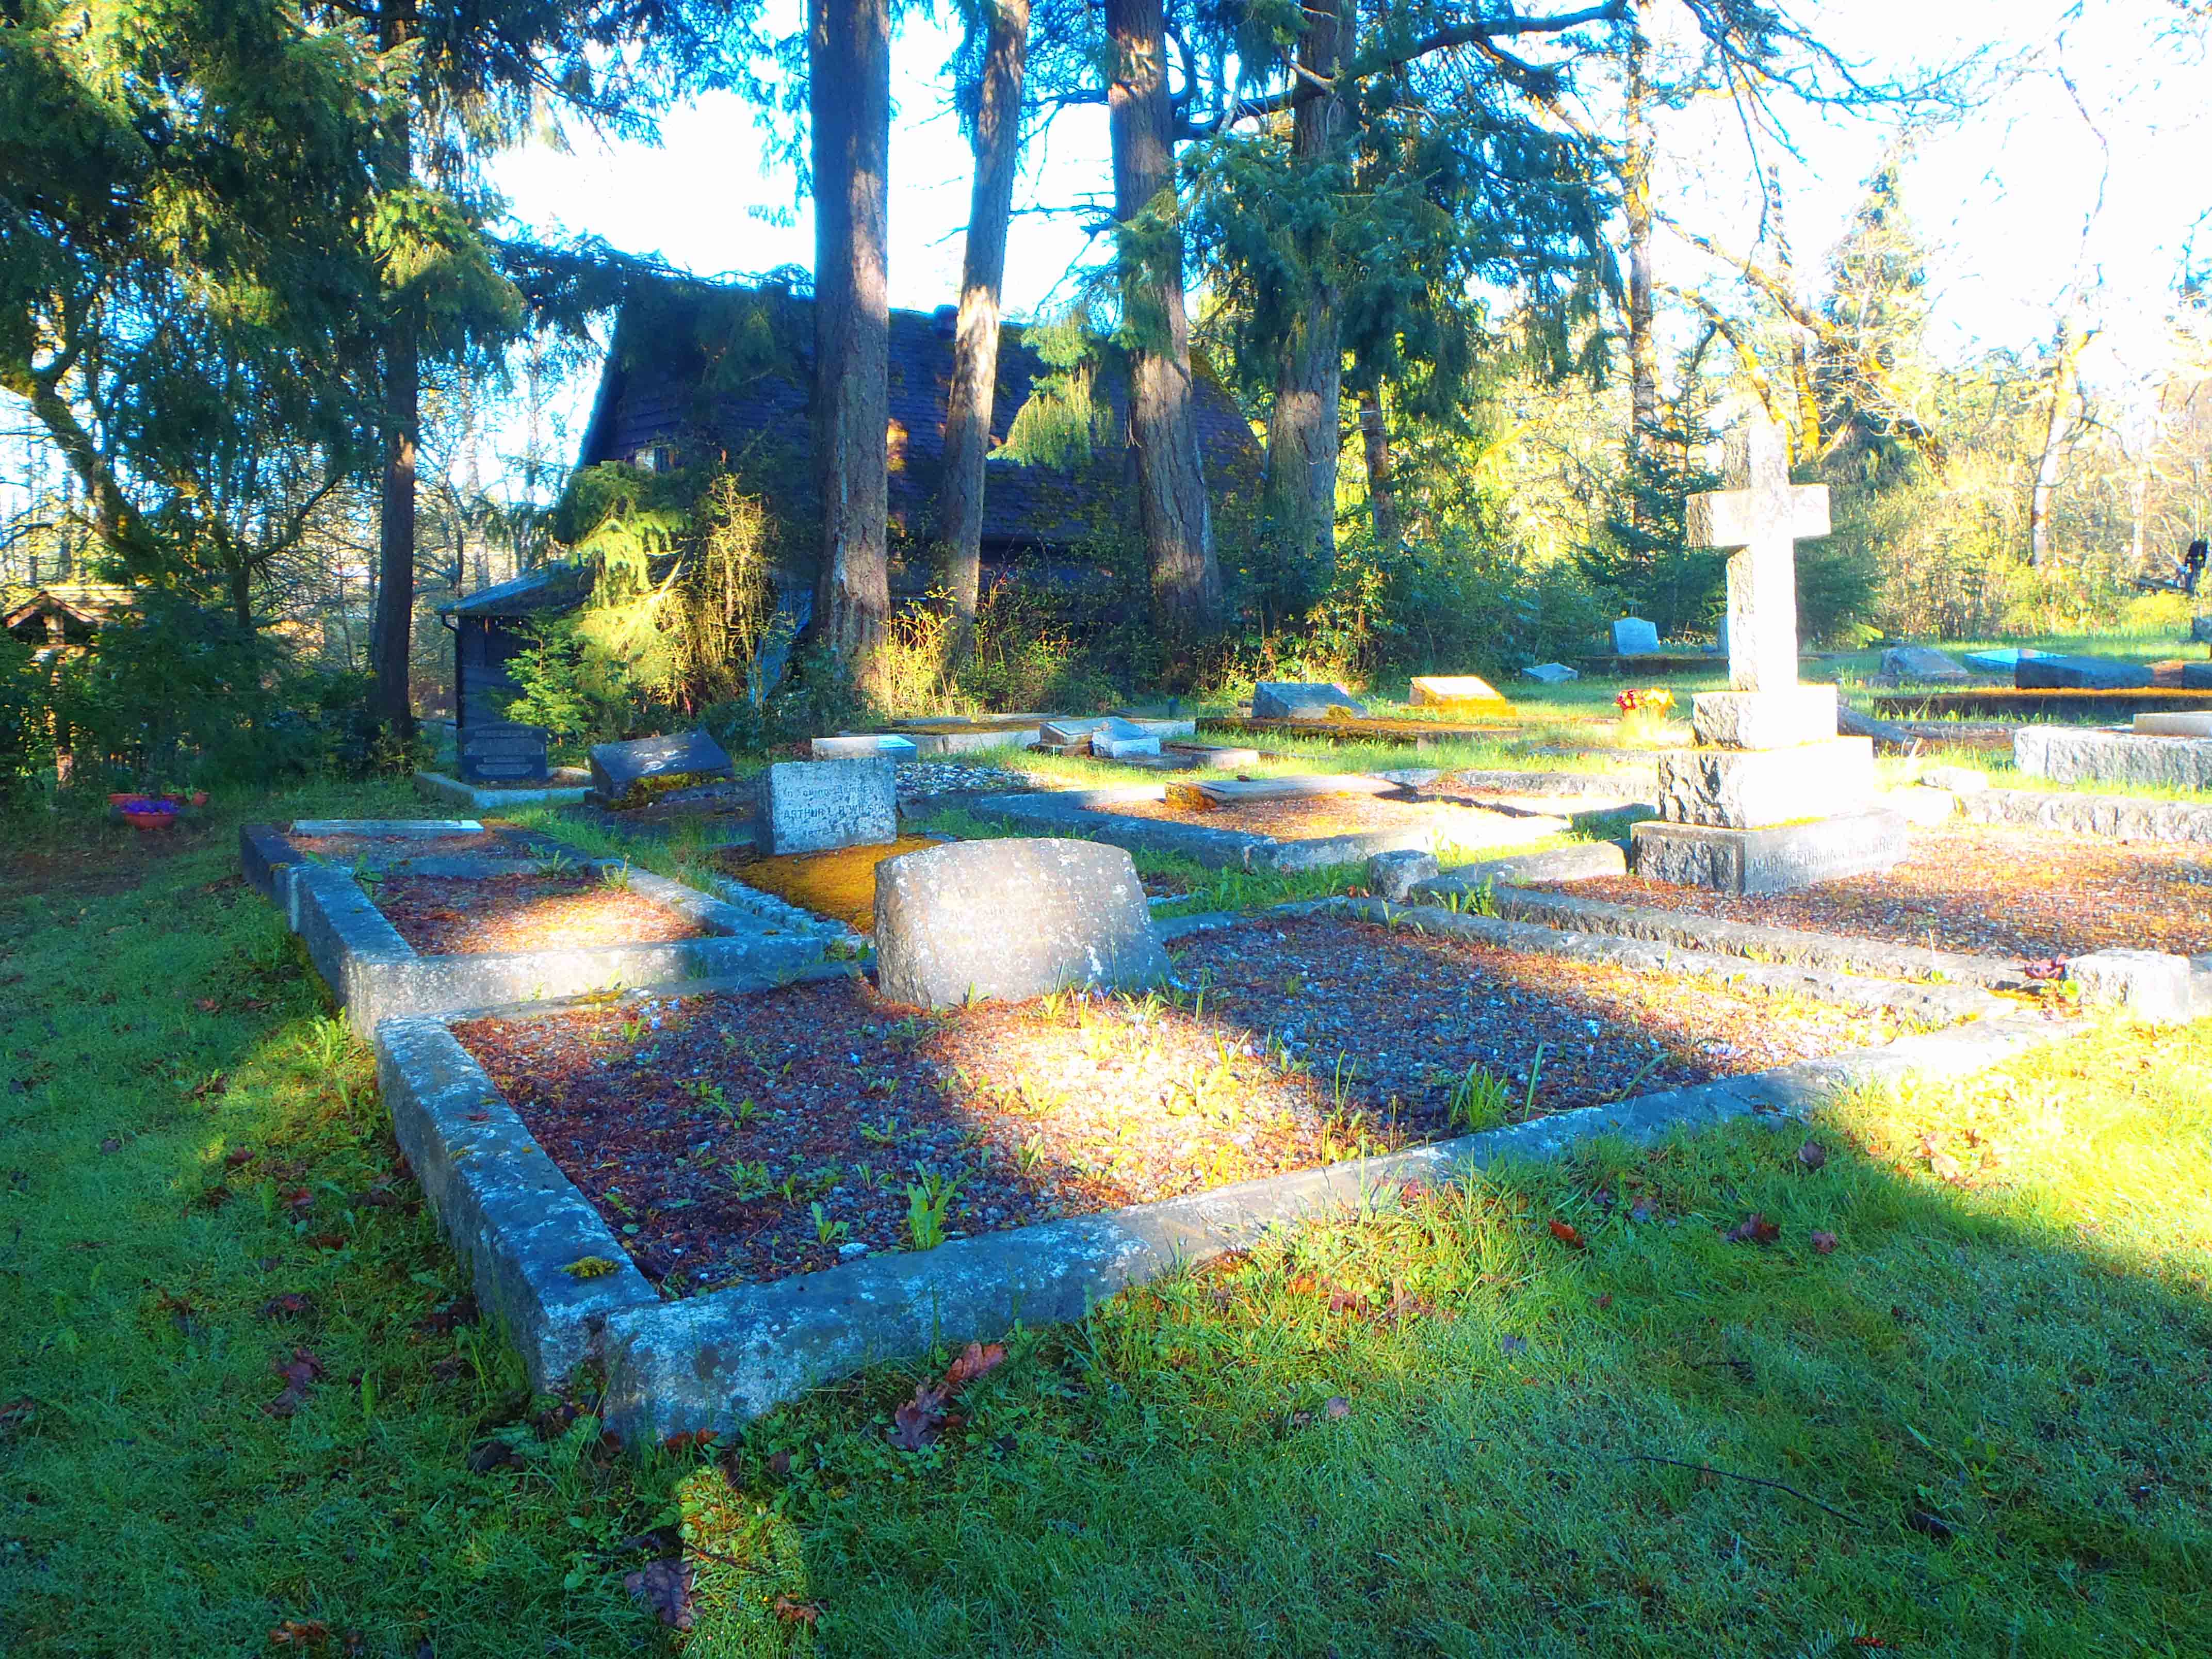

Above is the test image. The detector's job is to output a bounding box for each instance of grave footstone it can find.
[1366,849,1439,903]
[1522,662,1579,684]
[589,729,735,806]
[1632,412,1905,894]
[1251,682,1366,721]
[1879,645,1967,681]
[1611,617,1661,657]
[458,721,550,784]
[2015,654,2153,691]
[756,757,898,855]
[873,838,1168,1008]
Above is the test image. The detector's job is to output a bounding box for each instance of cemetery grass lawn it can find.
[1,787,2207,1656]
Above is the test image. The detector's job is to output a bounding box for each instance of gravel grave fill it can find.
[287,829,522,861]
[1539,819,2211,959]
[451,914,1913,1292]
[372,870,711,955]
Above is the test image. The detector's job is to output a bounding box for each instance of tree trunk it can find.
[370,0,420,734]
[1358,385,1399,549]
[1263,0,1347,577]
[935,0,1031,659]
[1107,0,1223,640]
[2029,316,2089,568]
[809,0,893,678]
[1622,21,1657,467]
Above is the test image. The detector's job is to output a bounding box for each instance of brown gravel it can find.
[375,871,709,955]
[452,914,1906,1292]
[1537,820,2212,960]
[288,830,522,860]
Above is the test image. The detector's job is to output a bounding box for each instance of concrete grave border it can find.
[366,889,2156,1442]
[414,769,594,811]
[244,821,836,1035]
[972,784,1572,873]
[1952,784,2212,845]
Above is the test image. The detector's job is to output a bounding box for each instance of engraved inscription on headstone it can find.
[459,721,550,784]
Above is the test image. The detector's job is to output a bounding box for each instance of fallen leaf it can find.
[259,1293,314,1321]
[767,1449,793,1478]
[1811,1230,1839,1255]
[190,1072,228,1101]
[773,1595,822,1628]
[1796,1139,1827,1172]
[466,1439,521,1474]
[99,1136,121,1154]
[1548,1219,1586,1249]
[304,1232,347,1250]
[0,1399,35,1437]
[940,1340,1006,1391]
[196,998,221,1014]
[224,1147,255,1168]
[1322,1395,1350,1420]
[1725,1213,1781,1246]
[661,1428,717,1454]
[1596,1293,1613,1310]
[265,1348,324,1417]
[269,1619,331,1648]
[887,1341,1009,1451]
[1629,1198,1656,1224]
[1500,1335,1527,1356]
[1928,1150,1963,1182]
[624,1558,695,1631]
[2022,956,2067,981]
[280,1186,314,1214]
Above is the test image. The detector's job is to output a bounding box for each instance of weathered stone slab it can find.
[2193,615,2212,645]
[1655,737,1875,829]
[1630,808,1907,896]
[1409,674,1509,709]
[2135,711,2212,737]
[1960,785,2212,844]
[1413,841,1628,902]
[1164,743,1261,769]
[459,721,549,784]
[1918,765,1989,794]
[810,734,919,761]
[1522,662,1580,684]
[756,757,898,856]
[414,771,592,811]
[2180,663,2212,689]
[1195,774,1401,805]
[291,818,483,837]
[1365,849,1439,902]
[1880,645,1967,680]
[1880,785,1959,827]
[589,729,734,806]
[1251,682,1365,721]
[1092,716,1161,759]
[1690,686,1837,750]
[1611,617,1661,656]
[2065,949,2195,1023]
[2014,727,2212,791]
[873,838,1168,1009]
[1961,646,2039,674]
[2015,654,2153,690]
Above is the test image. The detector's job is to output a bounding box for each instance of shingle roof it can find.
[576,283,1259,557]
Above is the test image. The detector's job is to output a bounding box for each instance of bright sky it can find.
[489,0,2212,460]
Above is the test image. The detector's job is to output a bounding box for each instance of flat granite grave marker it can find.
[1880,645,1967,681]
[590,729,734,806]
[1632,412,1906,894]
[1409,674,1510,711]
[1251,682,1365,721]
[1091,715,1161,759]
[1522,662,1580,684]
[1611,617,1661,657]
[757,757,898,855]
[2016,654,2154,691]
[458,721,550,784]
[810,733,919,762]
[873,838,1168,1007]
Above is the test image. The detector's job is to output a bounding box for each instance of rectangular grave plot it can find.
[284,824,532,864]
[1527,818,2212,962]
[372,869,715,956]
[446,922,1898,1297]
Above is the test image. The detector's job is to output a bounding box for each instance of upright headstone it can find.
[1610,617,1661,657]
[756,757,898,855]
[458,721,550,784]
[873,839,1168,1009]
[1630,414,1905,893]
[589,729,734,806]
[1251,682,1366,721]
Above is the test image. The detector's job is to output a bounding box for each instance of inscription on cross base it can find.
[1685,413,1830,695]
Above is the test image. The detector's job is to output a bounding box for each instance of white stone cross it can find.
[1686,413,1830,695]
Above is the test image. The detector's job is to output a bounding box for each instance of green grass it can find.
[5,787,2211,1656]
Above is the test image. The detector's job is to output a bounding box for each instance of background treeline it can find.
[5,0,2209,799]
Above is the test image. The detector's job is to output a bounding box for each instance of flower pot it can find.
[189,791,209,808]
[122,805,181,831]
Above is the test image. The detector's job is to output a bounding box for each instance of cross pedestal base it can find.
[1629,809,1909,896]
[1690,686,1836,750]
[1655,736,1875,829]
